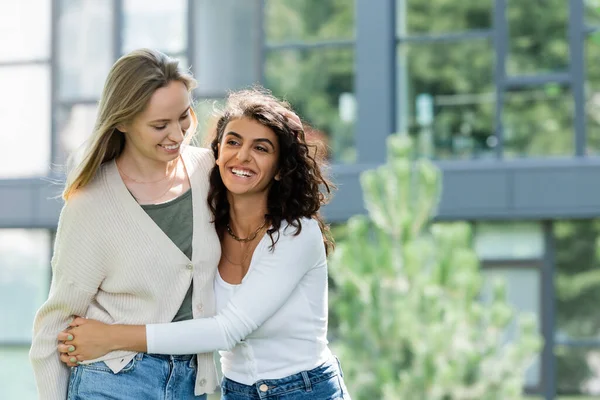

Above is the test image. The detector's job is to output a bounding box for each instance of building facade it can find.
[1,1,598,398]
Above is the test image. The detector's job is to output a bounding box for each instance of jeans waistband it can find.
[221,357,342,398]
[145,353,195,361]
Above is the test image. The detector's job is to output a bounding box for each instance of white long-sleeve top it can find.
[29,146,221,399]
[146,217,333,385]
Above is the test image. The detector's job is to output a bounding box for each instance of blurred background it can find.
[3,0,600,399]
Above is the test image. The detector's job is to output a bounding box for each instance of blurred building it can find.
[1,1,599,399]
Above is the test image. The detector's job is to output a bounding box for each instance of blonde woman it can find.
[29,49,220,399]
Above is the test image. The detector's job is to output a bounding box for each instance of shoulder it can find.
[61,161,116,222]
[267,218,325,267]
[279,218,323,246]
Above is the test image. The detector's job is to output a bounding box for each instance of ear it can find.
[215,143,221,165]
[274,171,281,181]
[116,123,128,133]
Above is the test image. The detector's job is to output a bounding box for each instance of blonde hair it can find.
[62,48,197,200]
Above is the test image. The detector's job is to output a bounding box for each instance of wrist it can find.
[108,325,127,352]
[108,324,147,353]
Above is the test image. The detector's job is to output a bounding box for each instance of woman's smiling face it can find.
[217,117,280,197]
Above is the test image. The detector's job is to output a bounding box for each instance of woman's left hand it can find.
[57,317,116,363]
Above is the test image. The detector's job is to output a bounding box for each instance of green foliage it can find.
[329,134,542,399]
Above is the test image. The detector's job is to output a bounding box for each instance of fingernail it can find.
[67,334,73,341]
[70,357,77,363]
[77,361,83,365]
[68,346,75,352]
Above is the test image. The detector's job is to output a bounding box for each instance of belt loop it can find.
[301,371,312,392]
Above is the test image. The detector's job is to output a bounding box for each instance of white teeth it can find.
[161,143,180,150]
[232,168,253,177]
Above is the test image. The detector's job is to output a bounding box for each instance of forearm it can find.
[146,311,253,354]
[109,324,148,353]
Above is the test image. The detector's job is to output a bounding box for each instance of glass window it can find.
[0,230,50,400]
[585,0,600,27]
[555,346,600,396]
[503,86,574,158]
[0,0,50,62]
[506,0,569,75]
[123,0,186,54]
[396,0,492,36]
[396,39,494,159]
[265,0,355,43]
[554,220,600,396]
[586,35,600,155]
[56,104,99,165]
[0,230,50,341]
[265,48,356,163]
[193,0,261,97]
[0,348,38,400]
[58,0,113,101]
[0,66,50,178]
[481,267,541,388]
[554,220,600,340]
[475,222,544,260]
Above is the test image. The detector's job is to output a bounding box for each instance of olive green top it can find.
[141,188,194,322]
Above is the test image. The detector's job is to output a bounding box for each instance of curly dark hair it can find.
[207,88,334,254]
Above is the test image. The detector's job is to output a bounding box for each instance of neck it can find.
[117,146,178,181]
[227,193,268,236]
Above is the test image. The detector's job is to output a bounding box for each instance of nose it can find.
[236,145,251,162]
[167,124,186,142]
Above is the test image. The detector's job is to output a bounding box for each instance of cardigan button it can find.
[186,263,193,270]
[199,378,206,386]
[259,384,268,392]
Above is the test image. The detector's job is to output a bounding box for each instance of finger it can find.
[57,344,76,354]
[57,331,74,342]
[69,317,84,327]
[60,353,79,367]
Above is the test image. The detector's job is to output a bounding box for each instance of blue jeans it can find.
[67,353,208,400]
[220,357,351,399]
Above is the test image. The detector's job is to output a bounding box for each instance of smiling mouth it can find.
[159,143,180,151]
[230,167,255,178]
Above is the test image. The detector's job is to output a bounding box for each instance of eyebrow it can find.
[149,105,191,124]
[225,131,275,148]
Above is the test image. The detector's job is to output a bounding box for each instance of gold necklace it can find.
[130,158,180,203]
[117,158,178,184]
[222,238,258,267]
[226,220,267,243]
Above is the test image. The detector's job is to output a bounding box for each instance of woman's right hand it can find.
[57,329,80,367]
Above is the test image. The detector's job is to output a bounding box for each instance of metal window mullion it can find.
[493,0,508,159]
[265,39,354,51]
[257,0,266,85]
[397,29,493,44]
[50,0,60,166]
[356,0,395,163]
[113,0,123,61]
[569,0,586,156]
[187,0,195,77]
[541,220,556,400]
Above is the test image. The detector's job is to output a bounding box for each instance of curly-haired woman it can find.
[58,88,351,399]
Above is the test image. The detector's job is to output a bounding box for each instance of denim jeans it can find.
[67,353,208,400]
[220,357,351,399]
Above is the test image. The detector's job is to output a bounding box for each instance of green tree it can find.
[329,134,541,399]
